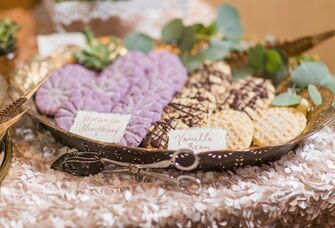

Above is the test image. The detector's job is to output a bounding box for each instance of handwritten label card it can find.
[70,111,130,143]
[37,33,87,57]
[168,128,227,153]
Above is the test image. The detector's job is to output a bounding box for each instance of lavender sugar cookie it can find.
[113,51,188,147]
[83,51,150,105]
[102,51,151,84]
[35,64,97,116]
[55,95,112,131]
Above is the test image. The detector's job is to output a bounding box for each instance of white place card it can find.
[70,111,130,144]
[37,33,87,57]
[168,128,227,153]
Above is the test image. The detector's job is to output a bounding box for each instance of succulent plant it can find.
[75,27,119,71]
[0,18,20,55]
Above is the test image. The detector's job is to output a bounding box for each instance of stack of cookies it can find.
[35,52,309,150]
[142,61,232,149]
[142,61,308,150]
[36,51,188,147]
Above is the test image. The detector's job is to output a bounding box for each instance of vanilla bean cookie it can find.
[218,77,275,120]
[204,109,254,150]
[180,61,232,112]
[253,107,307,147]
[141,98,208,149]
[35,64,97,116]
[142,60,232,149]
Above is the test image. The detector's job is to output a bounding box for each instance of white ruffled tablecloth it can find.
[43,0,215,37]
[1,117,335,227]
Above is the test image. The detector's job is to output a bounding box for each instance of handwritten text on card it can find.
[70,111,130,143]
[168,128,227,153]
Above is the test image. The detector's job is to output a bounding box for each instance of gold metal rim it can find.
[0,131,12,185]
[28,86,335,153]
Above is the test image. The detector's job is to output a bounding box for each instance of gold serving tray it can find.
[0,131,12,185]
[10,47,333,176]
[7,31,335,176]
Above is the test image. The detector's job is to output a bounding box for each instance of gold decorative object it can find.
[0,46,76,137]
[0,52,17,83]
[4,31,335,177]
[0,131,12,185]
[10,45,332,176]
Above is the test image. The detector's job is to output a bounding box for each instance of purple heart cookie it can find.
[35,64,97,116]
[149,51,188,90]
[81,73,131,104]
[82,51,150,106]
[55,95,112,131]
[101,51,151,84]
[113,51,152,74]
[112,51,188,147]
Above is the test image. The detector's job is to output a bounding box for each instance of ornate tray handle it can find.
[52,149,202,194]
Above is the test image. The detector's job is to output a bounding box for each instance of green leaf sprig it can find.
[124,33,154,53]
[272,61,333,107]
[242,43,288,85]
[272,91,302,107]
[75,27,119,71]
[308,84,322,106]
[124,4,244,72]
[0,18,20,55]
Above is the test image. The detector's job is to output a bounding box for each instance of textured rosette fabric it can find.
[2,121,335,227]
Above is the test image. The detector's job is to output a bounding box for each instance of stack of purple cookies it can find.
[35,51,188,147]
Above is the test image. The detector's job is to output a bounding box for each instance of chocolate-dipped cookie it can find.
[112,51,188,147]
[142,60,233,149]
[142,98,207,149]
[218,77,275,120]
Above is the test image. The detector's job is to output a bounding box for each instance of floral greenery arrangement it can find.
[125,5,246,72]
[0,18,20,55]
[72,4,334,108]
[124,4,335,107]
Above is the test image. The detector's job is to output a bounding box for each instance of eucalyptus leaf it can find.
[291,62,330,88]
[270,68,289,86]
[178,27,196,52]
[210,39,242,50]
[308,84,323,106]
[247,44,265,72]
[201,41,230,61]
[232,65,255,80]
[200,46,229,61]
[272,92,302,106]
[321,77,335,93]
[264,49,284,74]
[162,19,184,43]
[217,4,243,39]
[124,33,154,53]
[181,53,205,72]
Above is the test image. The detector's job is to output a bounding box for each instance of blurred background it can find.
[0,0,334,71]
